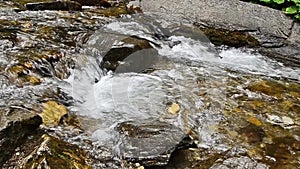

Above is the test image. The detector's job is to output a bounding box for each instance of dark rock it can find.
[114,119,186,166]
[239,123,265,143]
[264,136,300,168]
[72,0,111,7]
[25,1,82,11]
[101,36,154,72]
[0,109,42,167]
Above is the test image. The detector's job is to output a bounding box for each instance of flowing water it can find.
[0,1,299,167]
[60,13,300,168]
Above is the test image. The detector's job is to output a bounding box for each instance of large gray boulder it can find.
[140,0,300,66]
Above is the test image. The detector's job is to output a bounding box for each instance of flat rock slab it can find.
[141,0,293,39]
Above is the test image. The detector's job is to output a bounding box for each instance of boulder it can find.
[140,0,300,67]
[101,36,154,72]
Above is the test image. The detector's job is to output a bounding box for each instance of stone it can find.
[140,0,299,66]
[141,0,293,38]
[266,114,295,129]
[5,134,92,169]
[39,100,68,127]
[101,36,154,72]
[210,156,269,169]
[168,103,180,115]
[0,109,42,167]
[114,119,186,166]
[73,0,111,7]
[25,1,82,11]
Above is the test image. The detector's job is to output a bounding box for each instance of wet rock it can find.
[198,27,259,47]
[140,0,300,67]
[259,45,300,68]
[73,0,111,7]
[83,3,131,17]
[151,148,224,169]
[264,136,300,168]
[114,119,186,166]
[246,80,287,98]
[167,103,180,115]
[210,156,269,169]
[4,133,91,168]
[0,109,42,167]
[266,114,295,129]
[39,100,68,127]
[101,36,154,72]
[25,1,82,11]
[239,123,265,143]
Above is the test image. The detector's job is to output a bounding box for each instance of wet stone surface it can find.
[114,120,186,166]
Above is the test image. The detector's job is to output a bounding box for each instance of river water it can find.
[61,13,300,168]
[0,1,299,167]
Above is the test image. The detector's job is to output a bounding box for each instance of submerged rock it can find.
[114,119,187,166]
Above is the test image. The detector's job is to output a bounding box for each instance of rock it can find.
[210,156,269,169]
[73,0,111,7]
[101,36,154,72]
[264,136,300,168]
[4,133,91,168]
[83,3,131,17]
[141,0,292,39]
[288,22,300,44]
[266,114,296,129]
[167,103,180,115]
[39,100,68,127]
[198,27,259,47]
[247,116,262,127]
[0,109,42,167]
[246,80,286,98]
[114,119,187,166]
[160,148,223,168]
[140,0,300,66]
[239,123,265,143]
[25,1,82,11]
